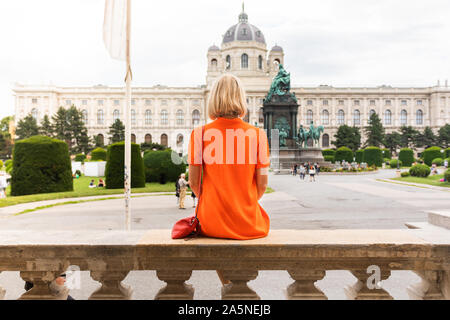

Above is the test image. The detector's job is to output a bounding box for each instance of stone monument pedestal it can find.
[272,147,330,174]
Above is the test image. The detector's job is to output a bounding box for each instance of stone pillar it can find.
[345,270,393,300]
[286,270,327,300]
[155,270,194,300]
[407,271,445,300]
[221,270,259,300]
[0,272,5,300]
[18,271,61,300]
[89,270,132,300]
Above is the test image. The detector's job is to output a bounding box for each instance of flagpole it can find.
[124,0,132,231]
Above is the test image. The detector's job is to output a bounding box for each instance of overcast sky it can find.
[1,0,450,119]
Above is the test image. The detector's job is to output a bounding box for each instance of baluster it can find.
[89,270,132,300]
[221,270,259,300]
[155,270,194,300]
[286,270,327,300]
[407,271,445,300]
[345,270,393,300]
[18,271,63,300]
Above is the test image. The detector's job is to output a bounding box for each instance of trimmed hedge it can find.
[143,149,186,184]
[409,164,431,177]
[389,159,402,168]
[432,158,443,166]
[445,169,450,182]
[422,147,442,166]
[382,148,391,159]
[91,147,107,161]
[401,171,410,177]
[399,148,414,167]
[355,150,364,163]
[363,146,383,167]
[10,136,73,196]
[322,149,335,157]
[324,155,334,162]
[4,159,12,167]
[445,148,450,159]
[74,153,86,162]
[334,147,353,163]
[105,142,145,189]
[0,160,3,168]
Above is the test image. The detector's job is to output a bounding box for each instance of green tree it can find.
[108,119,125,143]
[399,126,419,149]
[39,114,53,136]
[332,125,361,151]
[384,132,402,154]
[0,116,13,137]
[15,114,39,140]
[0,116,14,158]
[438,124,450,148]
[414,126,436,149]
[364,112,385,147]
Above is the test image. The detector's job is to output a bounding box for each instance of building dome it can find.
[271,45,283,52]
[208,44,220,51]
[222,7,266,45]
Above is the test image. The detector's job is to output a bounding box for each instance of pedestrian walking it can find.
[175,179,180,204]
[191,190,197,208]
[309,165,316,182]
[299,165,306,180]
[178,173,188,209]
[293,164,298,176]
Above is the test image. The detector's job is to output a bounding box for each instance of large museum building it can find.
[13,8,450,154]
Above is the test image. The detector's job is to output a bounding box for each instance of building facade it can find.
[13,8,450,153]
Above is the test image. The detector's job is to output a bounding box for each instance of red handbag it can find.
[171,127,203,240]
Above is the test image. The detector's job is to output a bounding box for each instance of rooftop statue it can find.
[265,64,297,103]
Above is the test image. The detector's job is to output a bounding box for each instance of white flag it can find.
[103,0,127,61]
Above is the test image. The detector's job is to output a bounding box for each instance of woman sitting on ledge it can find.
[188,74,270,241]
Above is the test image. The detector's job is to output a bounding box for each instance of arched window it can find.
[81,110,88,124]
[322,134,330,147]
[161,134,168,147]
[353,109,361,125]
[226,55,231,70]
[96,134,104,146]
[31,108,38,121]
[258,55,263,70]
[131,109,136,125]
[368,109,376,124]
[321,110,329,125]
[177,134,184,147]
[241,53,248,69]
[416,109,423,125]
[337,109,345,125]
[145,110,152,125]
[211,59,217,67]
[192,109,200,126]
[176,109,184,125]
[400,109,408,125]
[145,134,152,144]
[97,109,104,125]
[161,110,168,125]
[113,109,120,122]
[131,134,136,144]
[306,110,313,124]
[384,109,392,125]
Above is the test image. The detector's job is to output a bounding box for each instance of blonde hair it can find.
[207,74,248,120]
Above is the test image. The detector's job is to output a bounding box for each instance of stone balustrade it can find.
[0,229,448,300]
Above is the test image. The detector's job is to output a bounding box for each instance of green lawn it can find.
[392,174,450,188]
[1,176,176,208]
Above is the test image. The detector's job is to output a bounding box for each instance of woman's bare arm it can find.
[188,165,202,197]
[256,168,268,200]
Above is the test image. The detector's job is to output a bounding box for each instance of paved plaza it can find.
[1,169,449,299]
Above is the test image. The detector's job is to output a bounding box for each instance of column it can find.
[18,271,61,300]
[407,270,445,300]
[89,270,132,300]
[221,270,259,300]
[286,270,327,300]
[345,270,393,300]
[155,270,194,300]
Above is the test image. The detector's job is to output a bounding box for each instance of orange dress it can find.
[188,117,270,240]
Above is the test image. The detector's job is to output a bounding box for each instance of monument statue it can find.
[265,64,298,103]
[274,117,290,147]
[297,122,324,148]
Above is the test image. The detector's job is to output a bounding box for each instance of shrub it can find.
[105,142,145,189]
[322,149,335,157]
[363,146,383,167]
[5,162,12,173]
[409,164,431,178]
[383,158,390,165]
[401,171,410,177]
[10,136,73,196]
[445,169,450,182]
[91,148,107,161]
[399,148,414,167]
[382,148,391,159]
[432,158,443,166]
[0,160,3,168]
[389,159,402,168]
[74,153,86,162]
[422,147,442,166]
[324,155,334,162]
[334,147,353,163]
[445,148,450,159]
[143,149,186,184]
[355,150,364,163]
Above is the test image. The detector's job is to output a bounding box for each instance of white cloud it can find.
[1,0,450,118]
